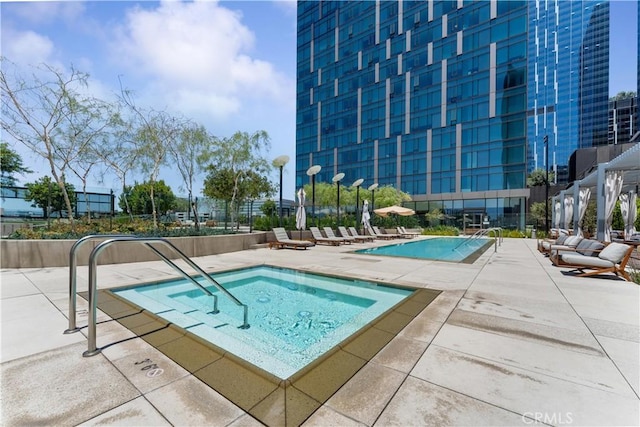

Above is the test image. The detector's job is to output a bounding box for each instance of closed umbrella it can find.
[620,191,637,240]
[296,188,306,240]
[361,199,371,230]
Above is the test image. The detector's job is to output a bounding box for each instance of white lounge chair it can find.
[558,242,634,281]
[339,226,373,242]
[324,227,353,244]
[310,227,343,245]
[347,226,376,241]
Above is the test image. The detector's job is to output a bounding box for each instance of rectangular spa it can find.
[112,265,413,378]
[354,236,492,262]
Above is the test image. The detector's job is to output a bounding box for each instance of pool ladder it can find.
[452,227,503,255]
[64,235,250,357]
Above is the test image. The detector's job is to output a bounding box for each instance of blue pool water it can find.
[355,237,490,262]
[113,265,412,378]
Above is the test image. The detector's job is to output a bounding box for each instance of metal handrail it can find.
[453,227,503,253]
[80,237,249,357]
[65,234,133,334]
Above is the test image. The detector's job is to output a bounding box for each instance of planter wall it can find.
[1,232,268,269]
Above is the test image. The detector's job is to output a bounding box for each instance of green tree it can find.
[527,168,556,187]
[0,142,32,186]
[424,208,445,227]
[120,180,176,216]
[201,131,273,229]
[530,201,549,226]
[610,91,636,101]
[25,176,76,218]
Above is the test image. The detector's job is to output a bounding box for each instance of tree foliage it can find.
[527,168,555,187]
[0,142,31,186]
[25,176,76,218]
[119,180,176,217]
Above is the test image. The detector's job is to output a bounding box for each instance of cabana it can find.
[564,143,640,242]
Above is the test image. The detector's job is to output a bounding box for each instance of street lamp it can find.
[352,178,364,232]
[332,172,345,226]
[306,165,322,226]
[368,183,378,224]
[273,155,290,227]
[544,135,549,233]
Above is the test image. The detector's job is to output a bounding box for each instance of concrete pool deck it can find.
[1,237,639,426]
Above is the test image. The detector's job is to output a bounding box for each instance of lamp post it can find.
[544,135,549,233]
[306,165,322,226]
[352,178,364,232]
[272,155,290,227]
[332,172,345,226]
[368,183,378,224]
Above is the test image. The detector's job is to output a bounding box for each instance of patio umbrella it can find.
[296,188,306,240]
[373,205,415,217]
[563,195,574,231]
[361,199,371,229]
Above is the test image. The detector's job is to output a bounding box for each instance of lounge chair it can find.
[549,238,605,266]
[347,226,376,241]
[401,226,421,237]
[365,225,395,240]
[558,242,634,281]
[309,227,343,245]
[323,227,353,244]
[373,226,401,239]
[396,226,416,238]
[270,227,314,250]
[539,234,581,255]
[340,226,373,242]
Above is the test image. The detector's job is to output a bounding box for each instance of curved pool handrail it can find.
[66,234,133,334]
[80,237,249,357]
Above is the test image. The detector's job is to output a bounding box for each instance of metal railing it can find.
[453,227,503,254]
[65,235,249,357]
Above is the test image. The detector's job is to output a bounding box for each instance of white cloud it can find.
[1,28,55,66]
[111,0,293,120]
[9,2,85,25]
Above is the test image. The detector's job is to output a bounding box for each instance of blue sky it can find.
[1,0,638,201]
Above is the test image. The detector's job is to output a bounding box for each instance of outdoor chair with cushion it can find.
[323,227,353,244]
[558,242,634,281]
[541,235,583,255]
[401,226,421,237]
[347,226,376,241]
[550,239,605,266]
[338,226,370,242]
[365,225,395,239]
[538,233,571,253]
[270,227,314,250]
[309,227,343,245]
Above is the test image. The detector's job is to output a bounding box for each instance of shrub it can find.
[421,226,460,236]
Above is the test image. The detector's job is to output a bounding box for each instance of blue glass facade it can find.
[296,1,529,226]
[527,1,610,183]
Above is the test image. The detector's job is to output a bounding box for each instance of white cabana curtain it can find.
[619,191,637,240]
[563,195,574,231]
[575,188,591,237]
[553,199,562,230]
[604,170,624,242]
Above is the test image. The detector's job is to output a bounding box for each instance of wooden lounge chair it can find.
[347,226,376,241]
[400,226,421,237]
[339,226,373,242]
[365,225,395,240]
[309,227,343,245]
[549,239,605,266]
[396,226,415,238]
[373,226,401,239]
[323,227,353,244]
[270,227,314,250]
[558,242,634,281]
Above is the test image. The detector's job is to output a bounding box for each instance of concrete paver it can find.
[2,237,639,426]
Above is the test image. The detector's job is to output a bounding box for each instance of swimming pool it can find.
[354,236,492,262]
[112,265,412,379]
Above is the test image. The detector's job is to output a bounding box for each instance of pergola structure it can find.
[553,142,640,241]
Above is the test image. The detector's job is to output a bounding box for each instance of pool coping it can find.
[83,267,441,426]
[351,236,495,264]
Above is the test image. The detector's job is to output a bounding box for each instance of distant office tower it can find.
[296,1,610,227]
[608,96,637,145]
[527,1,610,184]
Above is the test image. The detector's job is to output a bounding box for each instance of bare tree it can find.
[0,59,108,229]
[168,122,215,230]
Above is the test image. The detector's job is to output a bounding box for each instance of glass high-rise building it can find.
[296,1,609,228]
[527,0,610,184]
